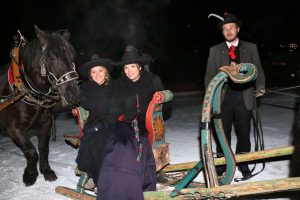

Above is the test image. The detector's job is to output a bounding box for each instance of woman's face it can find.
[90,66,108,85]
[124,63,141,82]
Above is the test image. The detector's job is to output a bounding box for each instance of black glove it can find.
[119,95,138,121]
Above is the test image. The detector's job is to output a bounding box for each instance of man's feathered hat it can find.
[208,12,242,30]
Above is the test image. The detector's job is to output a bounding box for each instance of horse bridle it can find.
[48,65,78,86]
[11,35,78,108]
[38,42,78,90]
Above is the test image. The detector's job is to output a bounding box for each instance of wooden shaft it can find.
[55,176,300,200]
[144,177,300,199]
[163,146,294,172]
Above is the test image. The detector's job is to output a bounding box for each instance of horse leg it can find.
[7,128,39,186]
[37,111,57,181]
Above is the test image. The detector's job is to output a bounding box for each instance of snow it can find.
[0,90,297,200]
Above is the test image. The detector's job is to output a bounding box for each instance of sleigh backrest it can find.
[63,106,89,147]
[71,106,89,136]
[146,90,173,171]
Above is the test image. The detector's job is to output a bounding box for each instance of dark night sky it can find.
[1,0,300,85]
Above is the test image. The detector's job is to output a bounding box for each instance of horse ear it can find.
[34,25,47,46]
[61,29,70,41]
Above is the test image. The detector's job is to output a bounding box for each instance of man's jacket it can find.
[204,40,265,110]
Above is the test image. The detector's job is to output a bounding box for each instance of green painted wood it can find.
[201,71,230,188]
[170,161,203,197]
[76,173,89,193]
[212,81,236,185]
[173,63,258,189]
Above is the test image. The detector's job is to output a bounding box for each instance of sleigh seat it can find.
[63,90,173,193]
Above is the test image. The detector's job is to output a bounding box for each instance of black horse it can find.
[0,26,80,186]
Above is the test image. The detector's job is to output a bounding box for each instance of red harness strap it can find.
[0,47,25,111]
[8,61,24,89]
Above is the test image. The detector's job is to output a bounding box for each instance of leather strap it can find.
[0,47,25,111]
[11,47,23,89]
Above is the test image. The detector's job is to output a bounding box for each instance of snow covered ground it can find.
[0,90,297,200]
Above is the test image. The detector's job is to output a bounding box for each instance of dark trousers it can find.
[217,90,252,172]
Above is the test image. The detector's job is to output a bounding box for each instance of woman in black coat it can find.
[75,56,114,188]
[97,49,165,200]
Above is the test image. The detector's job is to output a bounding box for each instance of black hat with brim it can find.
[217,14,242,30]
[112,50,151,67]
[78,58,113,79]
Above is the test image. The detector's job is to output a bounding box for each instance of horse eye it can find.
[48,52,56,60]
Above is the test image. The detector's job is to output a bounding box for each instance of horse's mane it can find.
[21,39,40,75]
[20,31,76,76]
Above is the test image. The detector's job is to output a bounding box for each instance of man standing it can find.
[204,13,265,179]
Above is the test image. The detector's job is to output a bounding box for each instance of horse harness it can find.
[0,33,78,111]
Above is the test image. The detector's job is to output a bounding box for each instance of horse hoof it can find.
[43,170,57,181]
[23,169,39,186]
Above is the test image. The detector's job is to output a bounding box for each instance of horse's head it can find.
[25,25,80,106]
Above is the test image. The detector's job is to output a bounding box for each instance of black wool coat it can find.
[79,80,113,128]
[76,80,114,182]
[109,71,165,123]
[97,71,163,197]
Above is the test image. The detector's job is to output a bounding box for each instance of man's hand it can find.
[255,89,265,97]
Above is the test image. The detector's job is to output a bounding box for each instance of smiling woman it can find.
[75,55,114,189]
[96,47,166,199]
[90,66,109,85]
[124,63,142,82]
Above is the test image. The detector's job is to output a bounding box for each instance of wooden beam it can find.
[56,177,300,200]
[163,146,294,172]
[144,177,300,199]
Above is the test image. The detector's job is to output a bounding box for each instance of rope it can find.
[265,85,300,97]
[234,96,265,182]
[265,85,300,93]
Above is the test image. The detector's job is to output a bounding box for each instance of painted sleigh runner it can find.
[56,63,300,200]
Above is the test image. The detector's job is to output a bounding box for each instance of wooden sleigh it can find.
[56,64,300,199]
[56,90,174,199]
